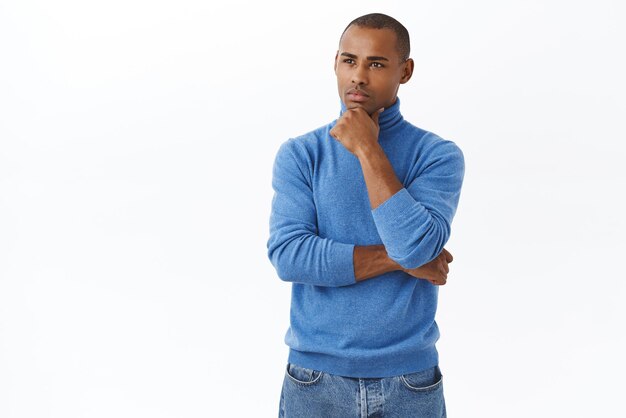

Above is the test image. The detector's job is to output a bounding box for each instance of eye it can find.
[343,58,355,64]
[370,62,384,68]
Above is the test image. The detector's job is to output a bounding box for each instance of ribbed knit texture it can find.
[267,98,465,378]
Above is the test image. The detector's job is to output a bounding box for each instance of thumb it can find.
[443,248,453,263]
[371,107,384,125]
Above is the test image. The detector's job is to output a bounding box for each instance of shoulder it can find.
[410,122,463,159]
[403,122,465,174]
[276,122,333,161]
[425,131,463,164]
[292,123,332,149]
[272,122,333,180]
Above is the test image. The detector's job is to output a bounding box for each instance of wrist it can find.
[354,244,403,281]
[374,245,404,274]
[354,139,382,160]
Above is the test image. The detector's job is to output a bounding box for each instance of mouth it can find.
[346,88,370,103]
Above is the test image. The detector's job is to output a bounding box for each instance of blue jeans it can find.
[279,363,446,417]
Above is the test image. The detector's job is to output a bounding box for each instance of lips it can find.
[346,88,370,103]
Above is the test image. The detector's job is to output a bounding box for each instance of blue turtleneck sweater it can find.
[267,98,465,378]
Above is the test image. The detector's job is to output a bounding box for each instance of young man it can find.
[268,13,464,418]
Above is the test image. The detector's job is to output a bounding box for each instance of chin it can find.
[346,102,374,113]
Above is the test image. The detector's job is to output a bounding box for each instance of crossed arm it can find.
[353,244,452,285]
[268,107,462,288]
[331,107,453,286]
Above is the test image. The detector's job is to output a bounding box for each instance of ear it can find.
[400,58,414,84]
[334,50,339,74]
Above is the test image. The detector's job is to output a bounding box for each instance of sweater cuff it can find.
[371,188,427,268]
[332,243,357,286]
[371,188,415,221]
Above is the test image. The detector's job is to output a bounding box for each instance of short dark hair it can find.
[340,13,410,62]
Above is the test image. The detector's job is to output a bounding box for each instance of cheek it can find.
[339,71,351,84]
[381,80,400,96]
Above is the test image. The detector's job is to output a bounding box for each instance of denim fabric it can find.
[279,363,446,418]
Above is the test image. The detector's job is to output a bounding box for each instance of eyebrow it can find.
[340,52,389,62]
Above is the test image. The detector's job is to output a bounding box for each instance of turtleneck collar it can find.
[339,96,404,131]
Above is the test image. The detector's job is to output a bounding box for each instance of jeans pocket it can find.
[284,363,323,386]
[400,365,443,392]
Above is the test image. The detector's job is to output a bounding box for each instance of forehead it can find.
[339,25,400,59]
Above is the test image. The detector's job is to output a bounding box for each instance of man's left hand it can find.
[330,107,384,157]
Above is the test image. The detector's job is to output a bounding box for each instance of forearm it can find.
[269,141,359,287]
[356,143,403,210]
[354,244,403,282]
[268,230,357,287]
[332,109,464,271]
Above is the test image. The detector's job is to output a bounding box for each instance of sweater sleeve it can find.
[371,136,465,269]
[267,140,356,287]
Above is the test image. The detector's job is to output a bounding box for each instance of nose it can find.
[351,63,368,85]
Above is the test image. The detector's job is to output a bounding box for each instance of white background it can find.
[1,1,625,417]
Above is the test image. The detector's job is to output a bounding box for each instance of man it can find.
[268,13,464,418]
